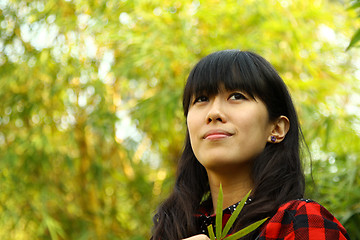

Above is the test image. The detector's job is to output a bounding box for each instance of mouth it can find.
[203,130,234,140]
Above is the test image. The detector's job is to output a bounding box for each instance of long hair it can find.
[151,50,305,239]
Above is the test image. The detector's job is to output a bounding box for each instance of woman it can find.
[151,50,350,240]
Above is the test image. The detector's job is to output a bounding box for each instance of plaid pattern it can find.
[257,199,351,240]
[196,199,350,240]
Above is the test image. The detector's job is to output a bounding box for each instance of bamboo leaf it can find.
[223,218,268,240]
[347,1,360,10]
[221,190,252,238]
[346,28,360,50]
[216,184,223,239]
[207,224,216,240]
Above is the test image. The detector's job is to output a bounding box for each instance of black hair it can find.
[151,50,305,239]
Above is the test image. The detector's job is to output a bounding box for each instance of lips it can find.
[203,129,233,140]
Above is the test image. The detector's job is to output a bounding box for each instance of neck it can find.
[207,164,253,213]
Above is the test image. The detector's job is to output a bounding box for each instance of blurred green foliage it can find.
[0,0,359,239]
[347,0,360,49]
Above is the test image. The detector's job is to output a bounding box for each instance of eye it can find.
[193,96,209,104]
[229,92,247,100]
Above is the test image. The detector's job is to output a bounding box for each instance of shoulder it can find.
[258,199,351,240]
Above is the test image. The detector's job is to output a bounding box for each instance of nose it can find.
[206,98,226,124]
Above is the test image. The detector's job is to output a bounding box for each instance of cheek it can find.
[187,126,196,146]
[236,110,270,140]
[186,112,205,161]
[186,113,197,145]
[236,112,261,131]
[186,110,200,133]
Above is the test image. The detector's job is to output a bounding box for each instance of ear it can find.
[267,116,290,143]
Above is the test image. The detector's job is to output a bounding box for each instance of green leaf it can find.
[223,218,268,240]
[216,184,224,239]
[347,1,360,10]
[221,190,252,238]
[207,224,216,240]
[212,187,267,239]
[346,28,360,50]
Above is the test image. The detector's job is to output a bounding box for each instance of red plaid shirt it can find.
[196,199,350,239]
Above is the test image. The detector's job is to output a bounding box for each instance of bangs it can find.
[183,50,268,115]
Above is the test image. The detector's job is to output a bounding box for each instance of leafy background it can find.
[0,0,359,239]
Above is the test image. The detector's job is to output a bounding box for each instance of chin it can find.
[200,158,248,171]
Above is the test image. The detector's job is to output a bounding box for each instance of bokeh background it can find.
[1,0,360,239]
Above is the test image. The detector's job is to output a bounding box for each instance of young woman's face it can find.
[187,86,274,172]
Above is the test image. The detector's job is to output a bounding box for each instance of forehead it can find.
[188,75,256,100]
[189,86,260,106]
[183,51,274,116]
[190,57,264,97]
